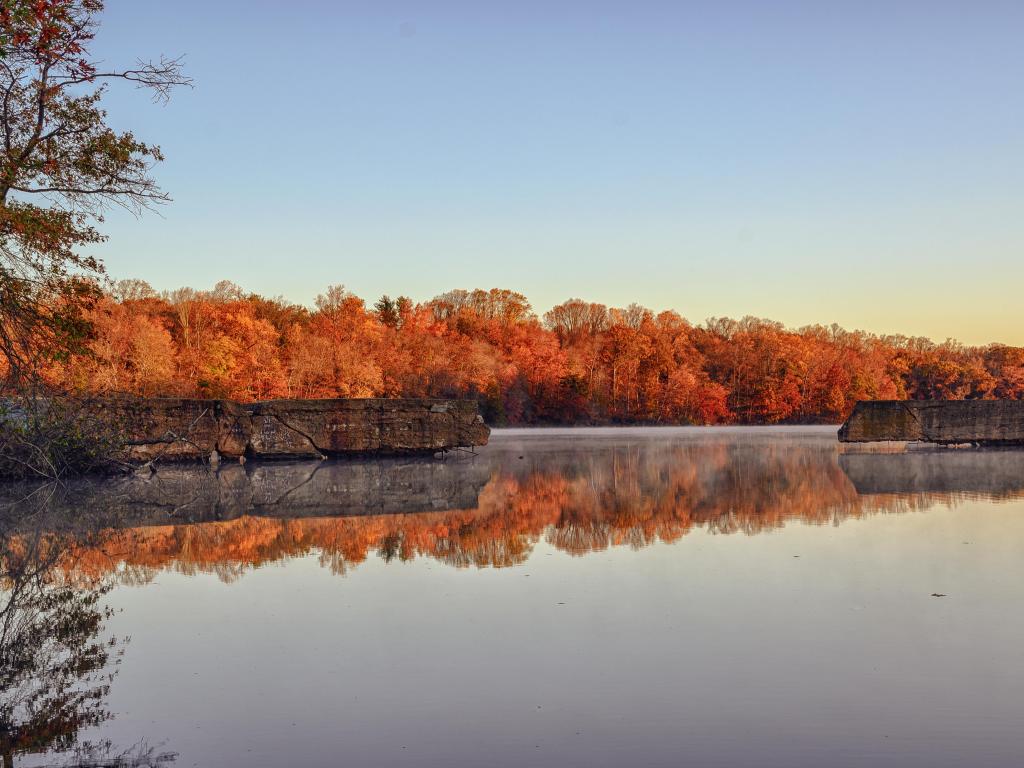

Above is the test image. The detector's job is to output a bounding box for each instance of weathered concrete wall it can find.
[839,400,1024,445]
[86,397,489,462]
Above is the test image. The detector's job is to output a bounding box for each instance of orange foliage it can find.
[45,441,970,584]
[40,280,1024,425]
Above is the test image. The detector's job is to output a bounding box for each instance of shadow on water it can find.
[0,492,177,767]
[0,457,494,526]
[4,429,1024,585]
[839,448,1024,497]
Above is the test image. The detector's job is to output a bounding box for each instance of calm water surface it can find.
[4,427,1024,767]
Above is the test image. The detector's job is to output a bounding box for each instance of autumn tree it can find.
[0,0,188,387]
[0,0,188,477]
[288,286,384,398]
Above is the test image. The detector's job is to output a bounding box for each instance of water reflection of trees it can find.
[0,502,176,768]
[54,440,997,583]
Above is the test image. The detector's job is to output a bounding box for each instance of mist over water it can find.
[6,427,1024,767]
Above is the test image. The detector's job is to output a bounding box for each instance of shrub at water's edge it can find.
[0,396,127,480]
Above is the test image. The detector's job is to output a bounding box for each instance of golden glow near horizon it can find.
[89,1,1022,348]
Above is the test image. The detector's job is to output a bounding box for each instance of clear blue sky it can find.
[91,0,1023,345]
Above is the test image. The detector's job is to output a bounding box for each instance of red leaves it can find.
[0,0,100,69]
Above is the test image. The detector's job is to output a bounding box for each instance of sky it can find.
[89,0,1023,345]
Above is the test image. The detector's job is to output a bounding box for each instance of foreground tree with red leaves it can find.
[0,0,188,477]
[0,0,188,382]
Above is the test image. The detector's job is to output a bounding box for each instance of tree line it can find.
[31,280,1024,425]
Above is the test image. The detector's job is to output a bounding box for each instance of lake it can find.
[4,426,1024,767]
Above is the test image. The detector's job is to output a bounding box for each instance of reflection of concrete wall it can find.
[839,449,1024,496]
[1,457,492,527]
[840,400,1024,444]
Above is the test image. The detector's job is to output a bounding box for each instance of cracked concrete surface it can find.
[840,400,1024,445]
[87,397,490,463]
